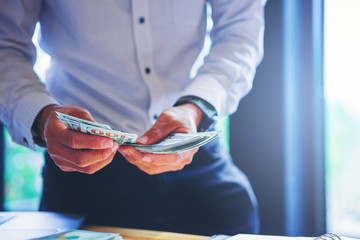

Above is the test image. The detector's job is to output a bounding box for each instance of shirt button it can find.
[153,114,158,120]
[139,17,145,24]
[23,138,28,145]
[145,67,151,74]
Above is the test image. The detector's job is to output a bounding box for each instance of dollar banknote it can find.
[30,229,122,240]
[129,131,220,154]
[56,112,137,144]
[56,112,219,154]
[56,112,112,130]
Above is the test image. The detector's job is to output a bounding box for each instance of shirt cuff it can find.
[179,74,228,117]
[174,95,218,132]
[11,92,59,150]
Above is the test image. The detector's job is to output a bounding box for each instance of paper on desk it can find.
[227,234,311,240]
[29,229,122,240]
[227,234,359,240]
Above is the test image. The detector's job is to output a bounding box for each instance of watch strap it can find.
[174,95,218,132]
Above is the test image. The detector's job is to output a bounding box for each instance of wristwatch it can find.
[174,95,218,132]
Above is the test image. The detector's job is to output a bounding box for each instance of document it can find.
[227,234,311,240]
[227,233,359,240]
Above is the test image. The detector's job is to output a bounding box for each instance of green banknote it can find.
[56,112,219,153]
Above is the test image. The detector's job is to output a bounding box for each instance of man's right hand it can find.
[33,105,119,174]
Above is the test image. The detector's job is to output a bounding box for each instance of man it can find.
[0,0,265,236]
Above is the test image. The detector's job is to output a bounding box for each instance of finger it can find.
[141,148,198,166]
[60,167,76,172]
[53,156,113,174]
[55,107,96,122]
[45,108,114,150]
[50,128,115,150]
[118,145,143,164]
[123,153,189,175]
[136,125,170,145]
[119,145,176,165]
[119,145,197,165]
[52,150,116,174]
[136,116,181,145]
[48,141,119,167]
[134,162,188,175]
[136,105,200,145]
[119,149,196,176]
[140,153,180,165]
[69,108,96,122]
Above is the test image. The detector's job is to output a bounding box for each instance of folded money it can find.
[56,111,112,130]
[129,131,219,154]
[56,112,137,144]
[30,229,122,240]
[56,112,220,154]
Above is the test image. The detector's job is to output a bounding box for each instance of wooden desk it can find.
[85,226,209,240]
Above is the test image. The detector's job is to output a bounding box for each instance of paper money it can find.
[30,229,122,240]
[56,112,219,154]
[56,112,137,144]
[130,131,220,154]
[56,112,112,130]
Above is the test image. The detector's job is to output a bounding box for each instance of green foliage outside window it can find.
[4,127,43,211]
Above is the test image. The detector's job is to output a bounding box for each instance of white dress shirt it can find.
[0,0,265,150]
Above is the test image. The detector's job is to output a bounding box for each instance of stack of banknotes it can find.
[56,112,220,154]
[31,229,122,240]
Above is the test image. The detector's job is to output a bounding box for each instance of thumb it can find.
[136,124,171,145]
[72,109,96,123]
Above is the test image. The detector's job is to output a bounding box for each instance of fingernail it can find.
[137,136,148,144]
[142,157,152,163]
[103,140,113,148]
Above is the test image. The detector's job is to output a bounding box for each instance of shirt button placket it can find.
[138,16,151,76]
[131,0,164,124]
[139,17,145,24]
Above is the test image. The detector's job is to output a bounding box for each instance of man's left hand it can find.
[118,103,202,175]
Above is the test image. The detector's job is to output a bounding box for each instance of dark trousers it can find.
[40,139,259,236]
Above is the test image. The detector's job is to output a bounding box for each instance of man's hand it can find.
[118,103,203,175]
[33,105,119,174]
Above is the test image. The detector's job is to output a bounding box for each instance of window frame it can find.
[283,0,326,236]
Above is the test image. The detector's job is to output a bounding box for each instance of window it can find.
[324,0,360,237]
